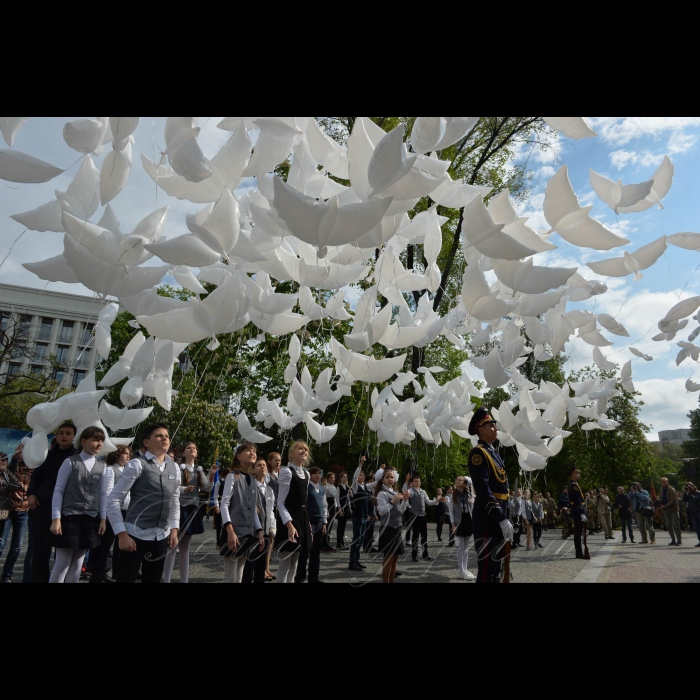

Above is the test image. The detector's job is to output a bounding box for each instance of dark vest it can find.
[307,482,325,524]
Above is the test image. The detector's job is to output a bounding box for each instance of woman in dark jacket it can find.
[683,483,700,547]
[0,452,23,581]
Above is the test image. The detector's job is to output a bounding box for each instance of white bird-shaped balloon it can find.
[587,237,667,280]
[237,411,273,444]
[590,170,654,215]
[542,117,597,140]
[618,156,675,213]
[544,166,629,251]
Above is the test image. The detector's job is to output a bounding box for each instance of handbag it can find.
[640,506,655,519]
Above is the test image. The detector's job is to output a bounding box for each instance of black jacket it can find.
[684,491,700,516]
[615,494,632,511]
[27,446,78,505]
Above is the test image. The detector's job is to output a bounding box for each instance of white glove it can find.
[500,520,514,542]
[581,515,588,523]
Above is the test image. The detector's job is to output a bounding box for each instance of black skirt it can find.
[220,534,258,559]
[378,525,405,556]
[51,514,101,550]
[180,503,205,537]
[275,507,312,555]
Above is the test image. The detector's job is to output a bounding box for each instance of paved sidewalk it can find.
[574,527,700,584]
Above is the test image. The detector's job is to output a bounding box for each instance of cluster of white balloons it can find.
[2,116,693,470]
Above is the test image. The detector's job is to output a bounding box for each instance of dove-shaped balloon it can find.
[237,411,273,444]
[544,166,630,251]
[590,170,654,215]
[587,237,667,280]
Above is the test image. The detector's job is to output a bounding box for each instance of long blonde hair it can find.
[287,441,312,467]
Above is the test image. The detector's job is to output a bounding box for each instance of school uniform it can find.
[220,472,262,558]
[336,484,352,549]
[323,483,339,550]
[295,480,327,583]
[179,464,210,536]
[402,485,438,561]
[107,452,181,584]
[350,480,372,567]
[51,452,113,551]
[526,500,545,547]
[275,466,312,556]
[445,494,456,548]
[377,487,408,556]
[452,483,475,580]
[436,498,448,541]
[242,480,276,584]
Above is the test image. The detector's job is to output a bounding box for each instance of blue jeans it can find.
[0,511,30,582]
[350,517,367,565]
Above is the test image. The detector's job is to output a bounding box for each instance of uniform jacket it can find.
[468,441,509,533]
[569,481,587,518]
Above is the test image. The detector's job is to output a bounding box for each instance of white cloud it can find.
[633,378,696,439]
[590,117,700,146]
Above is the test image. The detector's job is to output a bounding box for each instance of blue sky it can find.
[1,117,699,438]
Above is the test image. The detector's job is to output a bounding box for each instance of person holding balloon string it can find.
[274,441,314,584]
[164,441,212,584]
[220,443,265,584]
[49,426,114,584]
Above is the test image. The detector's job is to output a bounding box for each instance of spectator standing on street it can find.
[597,488,614,540]
[27,422,78,583]
[629,483,656,545]
[1,445,32,584]
[615,487,636,544]
[323,471,339,553]
[375,467,410,584]
[559,487,571,513]
[445,486,456,548]
[296,467,327,584]
[0,453,23,583]
[349,469,371,573]
[658,478,683,547]
[683,483,700,547]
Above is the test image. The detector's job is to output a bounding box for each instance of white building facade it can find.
[0,283,107,389]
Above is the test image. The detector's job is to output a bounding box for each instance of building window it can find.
[72,370,87,388]
[38,318,54,342]
[55,346,70,365]
[34,343,49,363]
[52,369,66,385]
[30,365,44,376]
[80,323,95,347]
[18,315,32,339]
[59,321,74,344]
[0,313,10,334]
[8,363,22,377]
[75,349,91,370]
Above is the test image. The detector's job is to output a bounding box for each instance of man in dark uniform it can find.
[468,408,514,584]
[568,467,588,560]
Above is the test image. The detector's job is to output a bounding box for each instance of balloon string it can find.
[0,228,27,272]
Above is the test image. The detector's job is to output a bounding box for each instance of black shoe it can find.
[676,542,683,547]
[104,575,116,584]
[631,540,636,544]
[349,564,364,572]
[395,571,403,578]
[537,544,544,549]
[669,542,677,546]
[437,539,443,543]
[412,558,419,563]
[448,543,455,548]
[423,557,433,563]
[576,555,587,560]
[358,564,367,569]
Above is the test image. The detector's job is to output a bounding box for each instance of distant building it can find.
[659,429,691,448]
[0,283,105,390]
